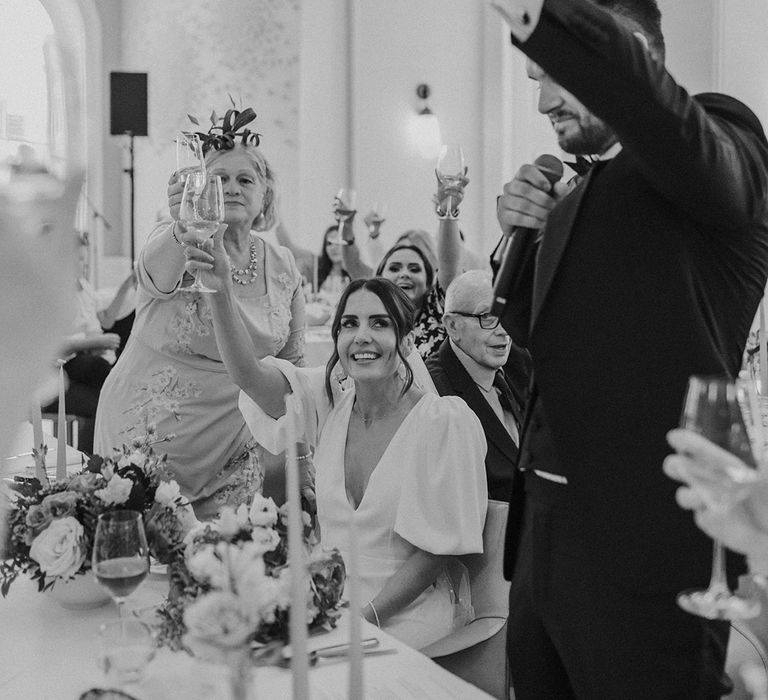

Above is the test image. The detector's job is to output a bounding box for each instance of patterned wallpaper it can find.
[120,0,300,245]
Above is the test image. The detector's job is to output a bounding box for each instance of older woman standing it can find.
[95,111,305,519]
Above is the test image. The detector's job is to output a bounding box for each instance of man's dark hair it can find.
[593,0,665,62]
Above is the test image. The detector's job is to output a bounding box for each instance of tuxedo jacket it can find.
[502,0,768,595]
[426,339,525,501]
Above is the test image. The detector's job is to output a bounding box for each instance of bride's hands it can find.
[183,224,230,292]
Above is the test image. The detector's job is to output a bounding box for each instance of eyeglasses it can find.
[448,311,501,329]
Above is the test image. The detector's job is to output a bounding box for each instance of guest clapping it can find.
[95,108,305,519]
[665,428,768,578]
[185,229,487,649]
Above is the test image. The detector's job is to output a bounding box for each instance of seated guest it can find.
[664,428,768,579]
[427,271,527,500]
[42,277,122,454]
[185,233,488,648]
[306,225,351,326]
[340,173,469,358]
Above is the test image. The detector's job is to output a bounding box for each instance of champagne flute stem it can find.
[116,597,125,619]
[445,195,454,216]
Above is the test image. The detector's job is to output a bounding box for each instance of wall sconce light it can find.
[412,83,442,160]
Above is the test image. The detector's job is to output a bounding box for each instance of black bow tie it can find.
[564,155,598,177]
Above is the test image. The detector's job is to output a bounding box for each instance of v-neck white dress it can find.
[239,358,487,649]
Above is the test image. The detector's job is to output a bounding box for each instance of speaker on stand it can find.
[110,72,148,266]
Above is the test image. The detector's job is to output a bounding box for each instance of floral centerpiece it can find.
[0,428,196,597]
[158,494,346,662]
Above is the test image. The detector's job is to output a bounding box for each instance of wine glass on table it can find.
[676,374,762,620]
[179,171,224,294]
[93,509,150,618]
[332,187,357,245]
[435,144,466,216]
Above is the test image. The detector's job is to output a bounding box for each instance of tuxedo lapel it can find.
[531,167,596,330]
[439,342,518,459]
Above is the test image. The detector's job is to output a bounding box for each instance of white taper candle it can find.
[284,393,310,699]
[56,360,67,480]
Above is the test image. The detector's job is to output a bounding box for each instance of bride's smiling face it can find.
[336,289,402,380]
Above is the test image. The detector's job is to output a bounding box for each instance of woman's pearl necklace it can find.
[230,242,259,285]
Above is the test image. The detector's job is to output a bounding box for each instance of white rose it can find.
[249,526,281,555]
[186,544,229,590]
[126,450,146,468]
[154,480,182,507]
[183,591,252,649]
[237,562,290,625]
[95,474,133,505]
[29,516,86,579]
[248,494,279,528]
[216,506,242,538]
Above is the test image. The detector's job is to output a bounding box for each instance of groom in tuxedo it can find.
[492,0,768,697]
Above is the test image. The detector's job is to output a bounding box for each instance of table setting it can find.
[0,398,493,699]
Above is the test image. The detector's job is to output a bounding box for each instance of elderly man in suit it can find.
[426,271,527,501]
[491,0,768,698]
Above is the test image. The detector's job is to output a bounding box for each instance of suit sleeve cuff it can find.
[491,0,544,43]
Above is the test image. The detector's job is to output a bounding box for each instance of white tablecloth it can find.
[0,576,494,699]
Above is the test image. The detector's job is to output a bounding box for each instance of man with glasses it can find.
[426,271,528,500]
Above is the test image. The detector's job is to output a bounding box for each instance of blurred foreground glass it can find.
[98,618,155,685]
[0,36,84,477]
[676,375,761,620]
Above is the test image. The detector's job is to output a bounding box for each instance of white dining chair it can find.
[421,499,511,700]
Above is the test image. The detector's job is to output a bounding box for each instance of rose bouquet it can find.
[157,494,345,660]
[0,429,197,596]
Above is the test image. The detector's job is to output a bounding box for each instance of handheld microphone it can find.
[490,154,563,318]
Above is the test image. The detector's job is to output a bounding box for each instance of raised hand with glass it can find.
[435,144,467,219]
[675,374,762,620]
[179,170,225,293]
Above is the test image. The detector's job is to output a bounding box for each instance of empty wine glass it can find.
[436,144,466,215]
[179,171,224,294]
[676,374,761,620]
[93,510,150,618]
[175,132,205,184]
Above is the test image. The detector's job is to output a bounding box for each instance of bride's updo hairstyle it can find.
[324,278,416,405]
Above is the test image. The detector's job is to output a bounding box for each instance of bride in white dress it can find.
[186,232,488,649]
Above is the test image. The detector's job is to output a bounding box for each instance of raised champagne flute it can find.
[93,510,150,618]
[435,144,466,215]
[332,187,357,245]
[179,170,224,293]
[676,374,761,620]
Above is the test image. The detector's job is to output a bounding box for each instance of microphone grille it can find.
[533,154,564,186]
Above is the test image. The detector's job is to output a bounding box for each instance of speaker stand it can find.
[123,130,136,265]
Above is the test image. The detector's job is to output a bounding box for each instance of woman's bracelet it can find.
[366,600,381,628]
[296,453,312,462]
[170,221,184,246]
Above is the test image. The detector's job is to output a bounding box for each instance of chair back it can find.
[460,499,510,619]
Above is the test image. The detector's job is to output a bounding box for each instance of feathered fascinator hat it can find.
[185,97,262,155]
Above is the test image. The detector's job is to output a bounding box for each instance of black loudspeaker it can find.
[110,72,148,136]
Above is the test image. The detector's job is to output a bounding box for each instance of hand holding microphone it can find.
[491,154,566,317]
